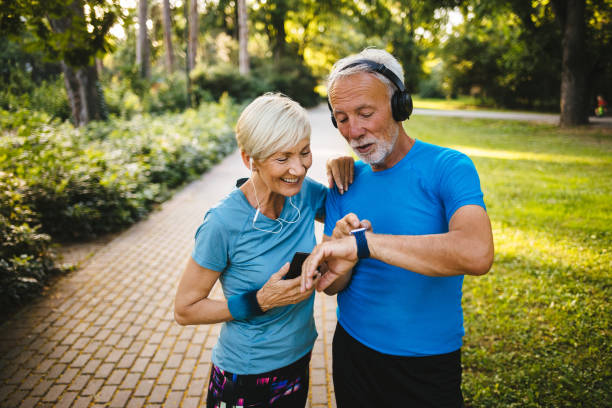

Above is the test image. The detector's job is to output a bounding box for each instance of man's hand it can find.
[301,236,359,293]
[326,156,354,194]
[331,213,372,239]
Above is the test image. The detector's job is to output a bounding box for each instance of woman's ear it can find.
[240,151,253,170]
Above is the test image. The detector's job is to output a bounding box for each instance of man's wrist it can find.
[351,227,370,259]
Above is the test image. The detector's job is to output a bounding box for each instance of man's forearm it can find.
[367,231,490,277]
[366,206,494,277]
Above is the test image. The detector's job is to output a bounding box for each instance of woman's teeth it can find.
[282,177,299,183]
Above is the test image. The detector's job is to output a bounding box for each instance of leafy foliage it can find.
[0,97,239,241]
[1,0,122,67]
[0,172,62,317]
[190,55,320,107]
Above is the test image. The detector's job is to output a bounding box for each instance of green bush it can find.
[0,172,62,316]
[190,57,321,108]
[252,56,321,107]
[0,96,239,241]
[190,63,267,105]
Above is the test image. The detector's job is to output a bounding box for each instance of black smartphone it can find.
[285,252,310,280]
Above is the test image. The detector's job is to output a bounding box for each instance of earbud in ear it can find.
[250,158,253,171]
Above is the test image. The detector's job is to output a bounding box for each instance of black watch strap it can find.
[351,228,370,259]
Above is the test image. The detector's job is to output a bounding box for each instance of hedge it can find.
[0,95,240,314]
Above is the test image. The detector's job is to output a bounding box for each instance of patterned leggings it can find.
[206,352,310,408]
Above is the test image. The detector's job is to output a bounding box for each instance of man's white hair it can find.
[327,48,404,103]
[236,93,310,160]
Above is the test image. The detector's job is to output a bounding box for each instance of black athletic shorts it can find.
[332,323,464,408]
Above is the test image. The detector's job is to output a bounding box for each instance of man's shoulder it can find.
[415,140,465,159]
[413,140,474,170]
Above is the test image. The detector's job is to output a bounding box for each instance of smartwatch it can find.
[351,227,370,259]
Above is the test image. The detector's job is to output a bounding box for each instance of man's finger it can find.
[301,249,325,292]
[316,272,335,292]
[361,219,372,231]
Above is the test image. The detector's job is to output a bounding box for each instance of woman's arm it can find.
[175,258,319,325]
[174,257,232,325]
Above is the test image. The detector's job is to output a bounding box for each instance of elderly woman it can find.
[174,93,352,408]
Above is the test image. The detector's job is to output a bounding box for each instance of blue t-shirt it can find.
[324,140,486,356]
[192,177,327,374]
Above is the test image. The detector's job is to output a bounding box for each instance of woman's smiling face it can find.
[254,137,312,197]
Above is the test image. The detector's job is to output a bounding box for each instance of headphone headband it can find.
[340,59,406,93]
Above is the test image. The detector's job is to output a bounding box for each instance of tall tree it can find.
[0,0,118,126]
[161,0,175,73]
[188,0,198,70]
[237,0,249,74]
[552,0,588,126]
[137,0,150,79]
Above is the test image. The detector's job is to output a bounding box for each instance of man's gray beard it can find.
[353,127,399,166]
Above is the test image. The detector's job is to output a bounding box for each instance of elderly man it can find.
[301,48,494,407]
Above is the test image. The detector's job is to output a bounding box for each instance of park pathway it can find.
[0,105,350,408]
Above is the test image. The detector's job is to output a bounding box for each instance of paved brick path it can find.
[0,105,349,408]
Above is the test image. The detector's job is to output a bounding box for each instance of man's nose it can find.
[346,117,364,140]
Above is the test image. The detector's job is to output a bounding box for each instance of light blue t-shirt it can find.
[324,140,486,356]
[192,177,327,374]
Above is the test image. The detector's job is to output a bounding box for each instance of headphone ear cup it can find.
[391,91,413,121]
[327,100,338,128]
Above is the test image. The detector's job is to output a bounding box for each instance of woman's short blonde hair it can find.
[236,93,311,160]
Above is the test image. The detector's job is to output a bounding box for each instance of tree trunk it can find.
[61,62,83,126]
[51,1,107,126]
[553,0,589,126]
[162,0,175,73]
[237,0,249,74]
[188,0,198,71]
[137,0,150,79]
[61,62,106,126]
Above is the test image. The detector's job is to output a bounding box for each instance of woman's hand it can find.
[256,263,318,311]
[326,156,354,194]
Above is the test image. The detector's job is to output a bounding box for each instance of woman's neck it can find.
[240,177,285,219]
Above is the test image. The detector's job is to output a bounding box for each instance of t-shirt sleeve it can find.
[308,179,328,220]
[191,209,230,272]
[323,186,342,236]
[438,152,486,223]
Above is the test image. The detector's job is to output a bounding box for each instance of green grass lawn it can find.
[406,117,611,407]
[413,96,490,111]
